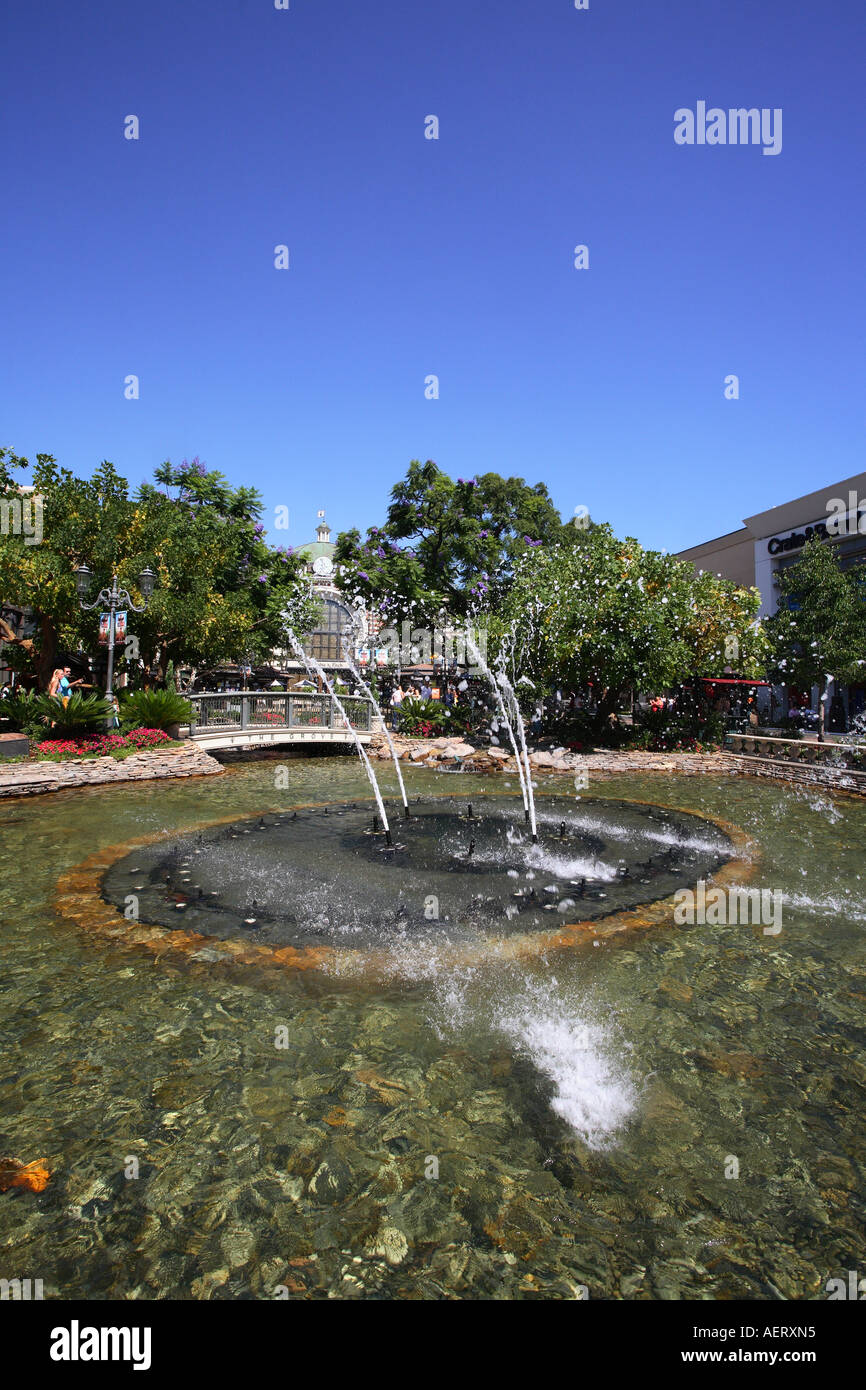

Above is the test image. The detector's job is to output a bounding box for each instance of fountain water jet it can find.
[286,632,392,845]
[495,656,538,843]
[341,642,410,818]
[464,631,535,837]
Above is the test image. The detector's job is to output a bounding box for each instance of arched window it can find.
[306,598,357,663]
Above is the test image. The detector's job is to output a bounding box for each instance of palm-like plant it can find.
[35,691,115,734]
[120,688,192,731]
[0,687,42,733]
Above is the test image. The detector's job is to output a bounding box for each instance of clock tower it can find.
[287,511,370,668]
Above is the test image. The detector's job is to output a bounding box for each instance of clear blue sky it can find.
[2,0,864,554]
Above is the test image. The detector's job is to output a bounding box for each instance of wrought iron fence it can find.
[188,691,372,733]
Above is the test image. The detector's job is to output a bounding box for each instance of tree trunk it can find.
[155,643,169,686]
[37,615,58,690]
[0,614,57,689]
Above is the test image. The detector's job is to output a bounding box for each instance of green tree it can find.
[765,534,866,740]
[333,459,563,624]
[492,524,767,724]
[0,450,317,688]
[0,449,134,687]
[132,459,317,681]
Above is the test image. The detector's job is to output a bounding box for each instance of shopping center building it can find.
[677,471,866,723]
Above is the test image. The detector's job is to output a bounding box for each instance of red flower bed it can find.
[36,728,172,756]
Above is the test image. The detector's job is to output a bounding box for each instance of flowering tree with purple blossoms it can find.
[333,459,563,625]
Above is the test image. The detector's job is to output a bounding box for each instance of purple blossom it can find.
[258,575,267,584]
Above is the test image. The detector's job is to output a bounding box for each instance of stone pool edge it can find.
[0,744,223,799]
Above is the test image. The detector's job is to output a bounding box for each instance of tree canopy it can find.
[765,534,866,737]
[0,449,317,688]
[333,459,564,624]
[490,523,767,714]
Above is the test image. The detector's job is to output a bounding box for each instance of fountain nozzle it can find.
[385,829,393,847]
[468,839,475,858]
[403,803,411,820]
[559,821,566,840]
[524,808,530,824]
[467,803,473,821]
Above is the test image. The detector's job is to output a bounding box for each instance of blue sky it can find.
[2,0,864,554]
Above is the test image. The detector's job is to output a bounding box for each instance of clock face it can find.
[312,555,333,576]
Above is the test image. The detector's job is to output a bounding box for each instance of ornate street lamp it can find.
[75,565,157,697]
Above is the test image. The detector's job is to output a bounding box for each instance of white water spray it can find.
[464,630,535,834]
[341,643,409,815]
[495,656,538,842]
[286,631,392,841]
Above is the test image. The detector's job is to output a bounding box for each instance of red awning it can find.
[701,678,771,686]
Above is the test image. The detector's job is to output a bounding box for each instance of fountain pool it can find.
[0,758,863,1300]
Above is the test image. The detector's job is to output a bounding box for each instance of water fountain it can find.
[285,631,393,846]
[99,793,736,960]
[340,641,410,818]
[496,655,538,843]
[464,629,536,836]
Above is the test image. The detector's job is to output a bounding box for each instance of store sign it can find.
[767,524,828,556]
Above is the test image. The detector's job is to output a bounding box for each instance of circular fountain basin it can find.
[99,795,735,960]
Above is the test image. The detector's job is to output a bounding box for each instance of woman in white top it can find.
[389,683,405,729]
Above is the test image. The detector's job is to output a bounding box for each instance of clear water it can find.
[0,759,863,1300]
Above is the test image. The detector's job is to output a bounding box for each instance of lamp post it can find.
[75,565,156,697]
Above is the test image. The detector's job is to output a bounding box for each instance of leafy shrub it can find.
[0,688,43,735]
[35,691,116,736]
[398,697,450,735]
[120,688,193,731]
[629,707,727,751]
[398,697,474,737]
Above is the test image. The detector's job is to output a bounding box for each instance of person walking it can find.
[389,682,405,730]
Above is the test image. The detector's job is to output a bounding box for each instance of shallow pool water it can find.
[0,758,863,1300]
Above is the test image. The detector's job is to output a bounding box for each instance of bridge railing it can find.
[188,691,373,734]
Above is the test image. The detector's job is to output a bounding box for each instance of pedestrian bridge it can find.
[187,691,375,753]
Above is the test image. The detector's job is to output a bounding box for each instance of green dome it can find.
[298,540,336,563]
